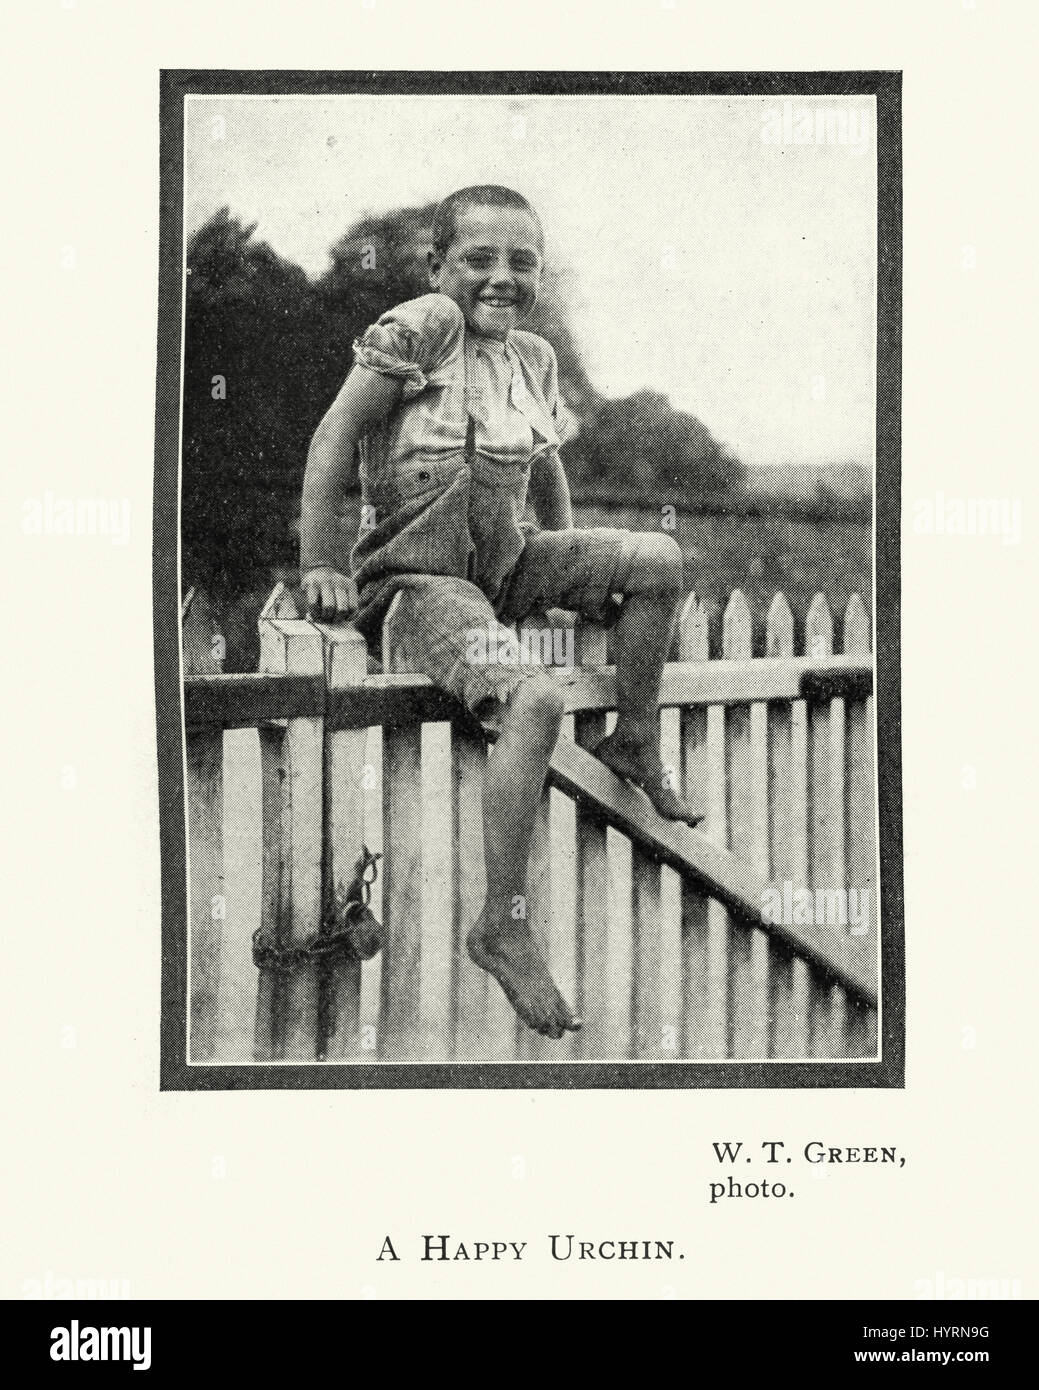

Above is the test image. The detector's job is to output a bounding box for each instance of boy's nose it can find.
[489,262,516,289]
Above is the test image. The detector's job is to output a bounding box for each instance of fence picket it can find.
[659,697,684,1062]
[181,587,223,677]
[631,797,662,1059]
[418,721,455,1060]
[678,595,717,1057]
[550,758,580,1060]
[380,596,425,1061]
[748,603,774,1058]
[723,591,770,1058]
[255,727,283,1062]
[315,622,369,1060]
[804,594,847,1057]
[186,731,223,1060]
[452,724,489,1058]
[359,727,384,1052]
[212,729,261,1062]
[182,591,225,1061]
[182,590,225,1061]
[573,623,614,1058]
[765,594,805,1056]
[842,594,878,1056]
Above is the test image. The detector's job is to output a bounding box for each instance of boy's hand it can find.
[301,566,359,623]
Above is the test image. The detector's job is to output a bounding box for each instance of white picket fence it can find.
[182,584,877,1065]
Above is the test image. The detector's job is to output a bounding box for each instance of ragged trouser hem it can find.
[449,649,552,719]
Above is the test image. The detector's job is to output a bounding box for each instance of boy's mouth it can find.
[479,296,518,308]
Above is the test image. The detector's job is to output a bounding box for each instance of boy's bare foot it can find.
[592,728,704,827]
[467,909,581,1040]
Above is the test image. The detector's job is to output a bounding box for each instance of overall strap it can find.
[463,331,479,465]
[465,413,476,465]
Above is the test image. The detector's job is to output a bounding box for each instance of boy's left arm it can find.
[528,446,573,530]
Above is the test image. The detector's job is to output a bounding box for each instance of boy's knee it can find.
[510,672,566,727]
[626,532,684,595]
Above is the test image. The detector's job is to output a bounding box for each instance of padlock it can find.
[329,845,385,960]
[342,900,385,961]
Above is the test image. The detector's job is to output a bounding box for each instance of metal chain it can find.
[251,846,382,970]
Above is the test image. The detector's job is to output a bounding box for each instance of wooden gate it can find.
[182,582,877,1065]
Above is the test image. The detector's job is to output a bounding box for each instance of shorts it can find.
[371,526,639,717]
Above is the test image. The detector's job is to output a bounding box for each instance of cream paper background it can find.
[4,0,1035,1300]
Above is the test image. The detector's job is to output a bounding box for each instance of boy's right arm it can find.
[299,366,404,621]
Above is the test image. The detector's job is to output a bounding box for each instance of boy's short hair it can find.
[431,186,544,258]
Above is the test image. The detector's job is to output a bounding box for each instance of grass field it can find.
[206,497,872,670]
[573,501,872,655]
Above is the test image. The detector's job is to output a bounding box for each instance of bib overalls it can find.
[339,294,636,716]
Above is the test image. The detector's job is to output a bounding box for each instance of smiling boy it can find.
[299,186,700,1040]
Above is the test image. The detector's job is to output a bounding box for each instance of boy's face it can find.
[429,205,543,340]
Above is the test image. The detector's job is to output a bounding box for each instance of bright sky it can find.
[185,94,876,467]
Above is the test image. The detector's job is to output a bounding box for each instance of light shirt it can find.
[351,293,562,480]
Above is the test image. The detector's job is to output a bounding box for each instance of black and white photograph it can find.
[10,0,1039,1333]
[158,71,902,1086]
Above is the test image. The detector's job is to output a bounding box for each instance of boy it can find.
[300,186,700,1039]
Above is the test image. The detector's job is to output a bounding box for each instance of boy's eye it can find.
[461,253,539,273]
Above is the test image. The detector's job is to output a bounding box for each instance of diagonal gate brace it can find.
[474,717,877,1008]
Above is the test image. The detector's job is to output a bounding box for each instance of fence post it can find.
[182,588,224,1061]
[313,617,370,1060]
[255,587,325,1062]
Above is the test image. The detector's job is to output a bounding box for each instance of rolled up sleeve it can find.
[352,293,463,399]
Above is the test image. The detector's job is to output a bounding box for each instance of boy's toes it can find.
[539,1002,581,1039]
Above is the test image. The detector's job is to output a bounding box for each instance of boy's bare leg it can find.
[467,677,581,1040]
[592,534,704,827]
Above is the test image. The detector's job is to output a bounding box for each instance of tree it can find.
[563,390,744,503]
[182,209,344,589]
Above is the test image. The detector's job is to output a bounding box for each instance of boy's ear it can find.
[427,249,442,285]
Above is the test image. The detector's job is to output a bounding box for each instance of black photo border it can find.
[156,68,903,1091]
